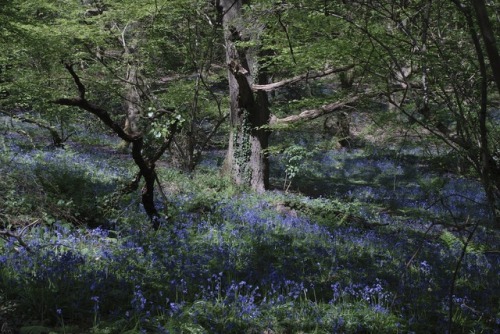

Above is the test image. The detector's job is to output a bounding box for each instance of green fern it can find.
[19,326,52,334]
[440,230,462,250]
[440,230,485,254]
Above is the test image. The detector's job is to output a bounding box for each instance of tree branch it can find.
[252,65,354,92]
[55,65,135,142]
[64,63,86,99]
[150,120,180,163]
[0,110,66,146]
[56,96,135,142]
[0,219,39,252]
[55,64,170,229]
[269,95,359,125]
[277,10,297,65]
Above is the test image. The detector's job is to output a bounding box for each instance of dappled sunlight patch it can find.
[1,120,498,333]
[270,144,492,228]
[1,185,498,332]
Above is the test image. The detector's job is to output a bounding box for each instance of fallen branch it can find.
[0,219,40,253]
[0,110,67,147]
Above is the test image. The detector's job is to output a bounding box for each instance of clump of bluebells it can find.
[1,127,499,333]
[272,147,493,223]
[1,189,498,333]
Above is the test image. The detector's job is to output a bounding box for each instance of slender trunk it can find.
[471,0,500,223]
[124,66,141,135]
[420,0,431,115]
[455,0,499,225]
[131,137,160,229]
[123,52,162,227]
[472,0,500,96]
[120,22,142,150]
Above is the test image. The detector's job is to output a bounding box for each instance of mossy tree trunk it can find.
[218,0,270,192]
[217,0,357,192]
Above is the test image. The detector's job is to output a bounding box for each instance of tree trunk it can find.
[55,64,165,229]
[121,26,142,150]
[472,0,500,96]
[218,0,270,192]
[471,0,500,223]
[131,137,161,229]
[217,1,355,191]
[124,66,141,135]
[452,0,500,225]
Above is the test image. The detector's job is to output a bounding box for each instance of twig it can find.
[0,219,39,253]
[448,218,479,333]
[277,10,297,65]
[390,220,437,308]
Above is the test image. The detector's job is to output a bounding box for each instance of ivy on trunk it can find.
[218,0,355,192]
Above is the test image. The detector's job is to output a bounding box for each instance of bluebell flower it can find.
[91,296,100,313]
[131,286,147,312]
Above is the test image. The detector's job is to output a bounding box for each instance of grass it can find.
[0,121,499,333]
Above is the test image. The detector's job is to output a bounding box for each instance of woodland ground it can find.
[0,112,499,333]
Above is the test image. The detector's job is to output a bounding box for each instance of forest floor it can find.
[0,114,499,333]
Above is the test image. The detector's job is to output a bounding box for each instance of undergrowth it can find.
[0,126,499,333]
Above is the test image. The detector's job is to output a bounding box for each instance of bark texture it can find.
[218,0,356,191]
[219,0,270,192]
[472,0,500,96]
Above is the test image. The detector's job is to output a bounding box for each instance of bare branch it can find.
[0,219,39,253]
[56,97,135,142]
[120,22,130,52]
[199,113,229,152]
[55,66,135,142]
[277,11,297,65]
[252,65,354,92]
[0,110,65,146]
[270,95,359,125]
[64,63,86,99]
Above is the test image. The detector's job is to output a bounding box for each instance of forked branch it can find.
[55,64,135,142]
[54,64,178,229]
